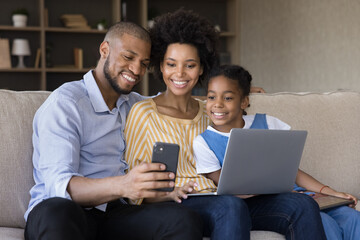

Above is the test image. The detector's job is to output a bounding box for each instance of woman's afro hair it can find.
[149,8,219,84]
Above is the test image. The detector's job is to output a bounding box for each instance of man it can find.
[25,22,203,240]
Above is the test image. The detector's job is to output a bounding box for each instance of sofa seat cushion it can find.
[0,227,24,240]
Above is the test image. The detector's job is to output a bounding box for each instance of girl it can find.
[193,64,360,240]
[125,9,326,239]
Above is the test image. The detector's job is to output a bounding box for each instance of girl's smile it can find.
[206,75,249,133]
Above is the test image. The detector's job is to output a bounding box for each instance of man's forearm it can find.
[67,175,123,207]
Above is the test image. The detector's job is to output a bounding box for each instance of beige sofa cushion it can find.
[248,91,360,198]
[0,227,24,240]
[0,90,50,228]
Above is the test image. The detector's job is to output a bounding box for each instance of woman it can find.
[124,9,326,240]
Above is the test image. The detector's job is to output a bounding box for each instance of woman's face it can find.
[160,43,203,96]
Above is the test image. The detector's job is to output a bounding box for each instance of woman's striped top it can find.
[124,98,217,204]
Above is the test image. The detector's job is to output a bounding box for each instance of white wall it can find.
[240,0,360,93]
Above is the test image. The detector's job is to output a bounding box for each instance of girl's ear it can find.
[199,65,204,76]
[241,96,250,110]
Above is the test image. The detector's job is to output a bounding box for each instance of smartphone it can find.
[151,142,180,192]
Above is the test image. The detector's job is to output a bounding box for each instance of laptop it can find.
[189,129,307,196]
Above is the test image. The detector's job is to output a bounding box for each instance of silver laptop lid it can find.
[217,129,307,195]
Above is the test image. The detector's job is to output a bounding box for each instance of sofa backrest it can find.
[0,90,50,228]
[247,91,360,199]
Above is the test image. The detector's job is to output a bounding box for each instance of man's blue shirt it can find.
[25,70,145,220]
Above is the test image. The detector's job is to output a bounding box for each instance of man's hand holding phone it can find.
[121,162,176,201]
[122,142,180,203]
[151,142,180,192]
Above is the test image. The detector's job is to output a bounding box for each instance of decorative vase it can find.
[12,14,28,27]
[147,20,154,29]
[97,23,105,30]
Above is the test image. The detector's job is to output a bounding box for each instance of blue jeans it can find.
[182,193,326,240]
[321,206,360,240]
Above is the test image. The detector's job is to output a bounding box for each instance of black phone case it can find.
[151,142,180,192]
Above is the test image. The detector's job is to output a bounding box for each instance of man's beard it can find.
[103,56,133,95]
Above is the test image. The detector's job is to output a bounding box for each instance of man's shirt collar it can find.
[84,71,129,113]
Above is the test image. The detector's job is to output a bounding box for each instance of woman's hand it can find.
[170,181,198,203]
[250,87,266,93]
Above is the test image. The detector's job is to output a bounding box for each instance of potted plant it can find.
[96,18,107,30]
[12,8,29,27]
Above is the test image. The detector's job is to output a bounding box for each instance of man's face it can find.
[103,33,151,94]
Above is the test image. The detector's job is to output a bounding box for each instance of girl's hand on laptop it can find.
[170,181,198,203]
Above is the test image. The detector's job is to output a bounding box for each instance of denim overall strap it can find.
[249,113,269,129]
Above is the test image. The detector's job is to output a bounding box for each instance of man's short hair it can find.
[104,21,150,44]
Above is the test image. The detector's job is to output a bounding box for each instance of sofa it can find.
[0,89,359,240]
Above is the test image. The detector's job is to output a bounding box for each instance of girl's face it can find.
[206,75,249,132]
[160,43,203,96]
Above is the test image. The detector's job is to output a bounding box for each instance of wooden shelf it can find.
[45,27,107,34]
[1,0,239,94]
[0,68,42,72]
[0,25,42,31]
[46,67,93,73]
[0,0,118,91]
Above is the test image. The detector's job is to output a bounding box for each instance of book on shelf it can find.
[0,38,11,69]
[34,48,41,68]
[74,48,83,69]
[60,14,90,29]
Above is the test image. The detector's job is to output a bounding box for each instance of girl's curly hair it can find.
[207,65,252,97]
[149,8,219,85]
